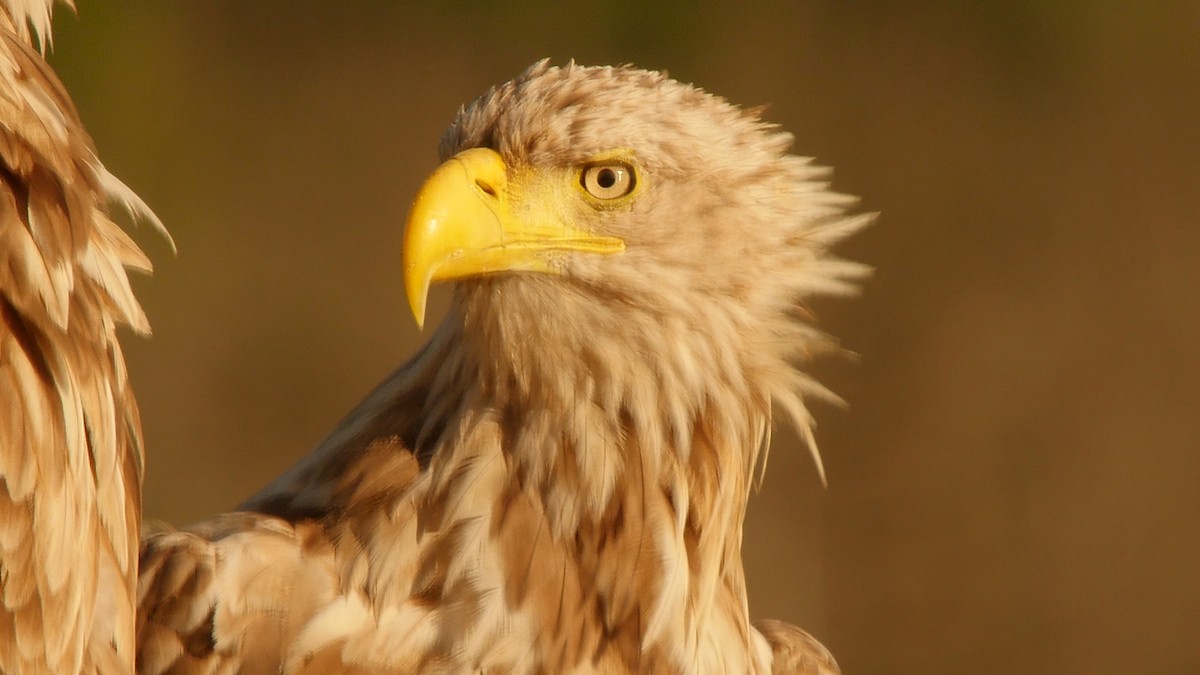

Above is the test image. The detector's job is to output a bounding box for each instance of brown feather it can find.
[755,619,842,675]
[0,1,164,672]
[137,61,867,674]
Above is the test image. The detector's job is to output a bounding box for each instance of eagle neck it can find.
[418,285,770,669]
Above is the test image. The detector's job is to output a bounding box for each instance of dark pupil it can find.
[597,168,617,189]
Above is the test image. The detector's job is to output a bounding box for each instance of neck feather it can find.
[407,279,803,669]
[425,279,776,532]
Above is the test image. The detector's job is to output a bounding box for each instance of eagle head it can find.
[403,60,869,490]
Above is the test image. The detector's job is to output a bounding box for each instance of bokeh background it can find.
[47,2,1198,673]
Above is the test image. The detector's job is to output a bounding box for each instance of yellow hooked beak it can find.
[402,147,625,327]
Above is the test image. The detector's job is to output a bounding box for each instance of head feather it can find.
[436,62,872,490]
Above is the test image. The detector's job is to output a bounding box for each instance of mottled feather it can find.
[0,1,165,672]
[137,61,867,674]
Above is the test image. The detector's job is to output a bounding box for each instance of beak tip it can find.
[407,291,427,330]
[405,273,430,331]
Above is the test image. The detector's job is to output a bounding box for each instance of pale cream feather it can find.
[136,61,865,674]
[0,1,164,672]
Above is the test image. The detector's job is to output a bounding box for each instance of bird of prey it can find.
[0,0,166,672]
[137,61,868,674]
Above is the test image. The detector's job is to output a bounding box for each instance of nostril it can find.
[475,179,498,198]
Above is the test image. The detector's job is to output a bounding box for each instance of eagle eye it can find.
[580,163,635,200]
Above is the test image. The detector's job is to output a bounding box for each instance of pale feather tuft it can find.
[0,0,70,53]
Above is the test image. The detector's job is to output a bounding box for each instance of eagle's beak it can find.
[402,147,625,328]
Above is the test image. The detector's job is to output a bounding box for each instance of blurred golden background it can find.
[47,2,1199,673]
